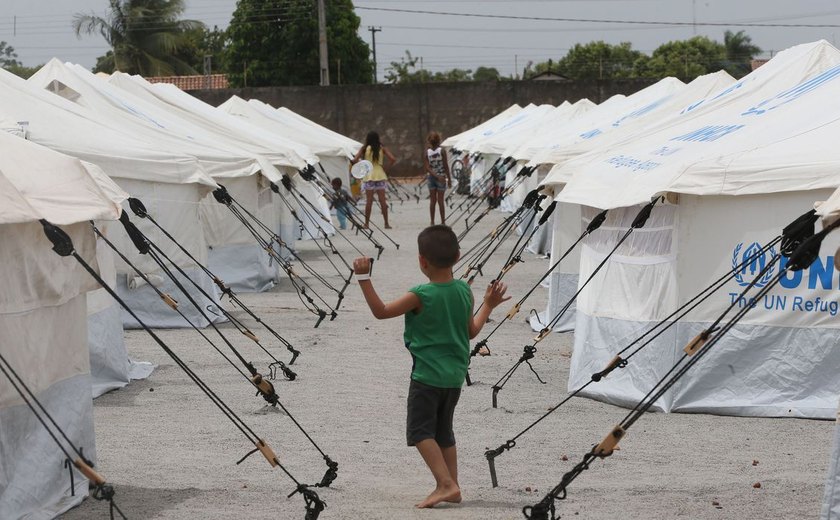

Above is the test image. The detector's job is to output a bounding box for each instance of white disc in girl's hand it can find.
[351,160,373,179]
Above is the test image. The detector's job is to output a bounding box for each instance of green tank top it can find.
[404,280,473,388]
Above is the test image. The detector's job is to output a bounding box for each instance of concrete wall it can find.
[190,79,657,177]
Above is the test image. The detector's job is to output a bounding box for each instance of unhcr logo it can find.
[732,242,778,288]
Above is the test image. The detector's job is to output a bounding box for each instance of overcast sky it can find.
[5,0,840,81]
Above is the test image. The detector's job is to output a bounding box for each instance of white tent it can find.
[219,95,361,185]
[497,100,596,213]
[0,130,126,518]
[529,77,686,168]
[549,40,840,418]
[530,72,735,332]
[13,63,227,332]
[107,71,335,245]
[442,103,523,150]
[29,61,287,294]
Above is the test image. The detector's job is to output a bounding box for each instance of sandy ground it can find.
[63,195,834,520]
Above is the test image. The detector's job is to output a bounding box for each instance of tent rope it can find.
[489,198,662,409]
[126,198,301,364]
[521,212,834,520]
[213,186,337,327]
[0,352,127,519]
[484,233,786,487]
[40,219,326,518]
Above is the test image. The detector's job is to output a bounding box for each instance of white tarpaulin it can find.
[18,62,232,324]
[530,75,732,333]
[556,40,840,417]
[499,101,596,213]
[529,77,686,168]
[442,104,522,150]
[504,99,596,162]
[0,132,125,518]
[108,72,335,245]
[219,95,360,184]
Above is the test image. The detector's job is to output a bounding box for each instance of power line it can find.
[355,5,840,28]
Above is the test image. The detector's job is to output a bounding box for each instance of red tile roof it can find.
[145,74,229,90]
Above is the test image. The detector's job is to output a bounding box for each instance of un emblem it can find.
[732,242,778,288]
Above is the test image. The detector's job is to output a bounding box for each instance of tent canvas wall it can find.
[552,41,840,417]
[108,72,335,245]
[0,131,125,518]
[30,61,285,294]
[568,191,840,418]
[88,233,153,397]
[12,63,227,326]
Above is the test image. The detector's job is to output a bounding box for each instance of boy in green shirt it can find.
[353,225,509,508]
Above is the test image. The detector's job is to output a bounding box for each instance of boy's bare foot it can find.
[415,484,461,508]
[385,225,393,229]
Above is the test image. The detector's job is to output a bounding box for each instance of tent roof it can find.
[271,103,362,150]
[0,66,216,188]
[442,104,523,149]
[471,103,564,155]
[505,99,597,160]
[0,131,125,225]
[28,60,273,183]
[219,95,358,158]
[108,71,317,168]
[553,40,840,209]
[527,77,686,166]
[452,104,554,153]
[536,71,734,173]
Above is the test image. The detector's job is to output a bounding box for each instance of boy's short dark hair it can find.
[331,177,342,186]
[418,225,459,268]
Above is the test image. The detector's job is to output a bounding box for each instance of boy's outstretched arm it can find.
[354,257,420,319]
[469,280,510,339]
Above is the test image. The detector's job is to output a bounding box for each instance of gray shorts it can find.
[406,379,461,447]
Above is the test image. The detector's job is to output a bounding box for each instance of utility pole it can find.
[368,26,382,83]
[317,0,330,86]
[203,55,212,89]
[692,0,697,35]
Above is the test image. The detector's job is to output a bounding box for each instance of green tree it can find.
[385,52,475,83]
[0,41,21,68]
[722,30,761,78]
[640,36,726,81]
[74,0,205,76]
[555,41,648,80]
[384,51,430,83]
[182,25,228,74]
[0,42,42,79]
[473,66,501,82]
[5,64,42,79]
[225,0,372,87]
[92,51,116,74]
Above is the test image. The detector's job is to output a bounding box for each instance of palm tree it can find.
[73,0,205,76]
[723,30,762,78]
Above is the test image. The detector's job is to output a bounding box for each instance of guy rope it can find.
[40,220,328,519]
[520,212,831,520]
[488,198,661,408]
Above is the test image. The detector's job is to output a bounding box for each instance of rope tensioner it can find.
[520,211,830,519]
[42,219,329,519]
